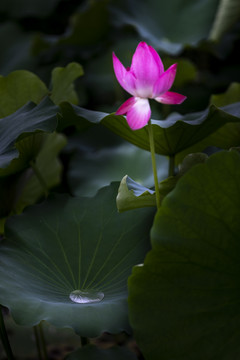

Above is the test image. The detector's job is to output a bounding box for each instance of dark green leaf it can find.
[0,183,154,337]
[128,150,240,360]
[59,102,240,157]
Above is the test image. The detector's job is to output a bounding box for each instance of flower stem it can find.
[38,322,48,360]
[30,160,49,198]
[168,155,175,177]
[0,306,15,360]
[148,120,160,209]
[33,326,43,360]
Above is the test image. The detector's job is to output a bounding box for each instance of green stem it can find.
[0,306,15,360]
[168,155,175,177]
[33,326,43,360]
[148,120,160,209]
[30,160,49,198]
[38,322,48,360]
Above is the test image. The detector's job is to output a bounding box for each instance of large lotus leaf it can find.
[0,97,58,171]
[58,102,240,157]
[0,183,154,337]
[50,63,83,105]
[128,150,240,360]
[0,0,61,18]
[0,70,49,118]
[65,344,138,360]
[109,0,219,54]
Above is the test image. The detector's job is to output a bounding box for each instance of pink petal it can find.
[115,97,136,115]
[155,91,187,105]
[126,98,151,130]
[130,42,163,98]
[152,64,177,97]
[112,52,136,96]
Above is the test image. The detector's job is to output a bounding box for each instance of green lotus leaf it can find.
[0,97,58,171]
[65,344,138,360]
[50,63,84,105]
[128,150,240,360]
[0,70,48,118]
[0,183,154,337]
[110,0,219,54]
[58,102,240,158]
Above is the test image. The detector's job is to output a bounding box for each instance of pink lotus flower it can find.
[113,42,187,130]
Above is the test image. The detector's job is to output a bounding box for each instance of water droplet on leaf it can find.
[69,289,104,304]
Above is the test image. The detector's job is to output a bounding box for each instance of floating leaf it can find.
[0,97,58,171]
[0,183,154,337]
[65,344,138,360]
[50,63,83,105]
[128,150,240,360]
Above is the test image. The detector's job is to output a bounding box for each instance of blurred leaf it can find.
[210,82,240,106]
[0,0,61,18]
[0,97,58,171]
[65,344,138,360]
[209,0,240,41]
[0,183,154,337]
[128,150,240,360]
[15,132,66,213]
[0,133,66,231]
[162,58,197,87]
[0,70,48,118]
[110,0,219,54]
[50,62,83,105]
[67,126,168,197]
[59,0,110,46]
[0,23,34,75]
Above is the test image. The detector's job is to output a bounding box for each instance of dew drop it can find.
[69,289,104,304]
